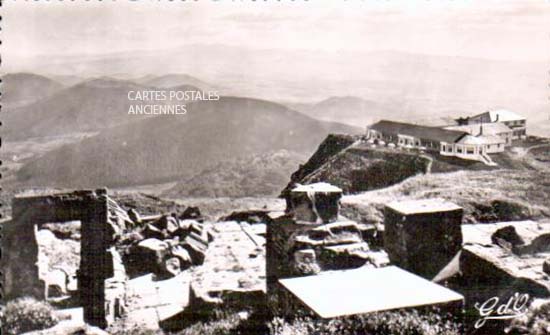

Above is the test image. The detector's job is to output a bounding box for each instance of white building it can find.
[445,123,511,149]
[366,120,502,165]
[461,109,526,140]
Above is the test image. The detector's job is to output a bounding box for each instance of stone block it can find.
[171,245,192,270]
[292,249,320,275]
[320,242,370,270]
[181,235,208,265]
[491,225,525,249]
[544,259,550,275]
[152,215,179,233]
[142,224,166,240]
[132,238,170,274]
[188,231,209,248]
[287,183,343,223]
[384,198,463,279]
[180,206,203,222]
[127,208,142,224]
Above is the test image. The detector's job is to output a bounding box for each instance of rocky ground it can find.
[4,134,548,334]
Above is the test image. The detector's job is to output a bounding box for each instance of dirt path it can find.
[526,143,550,153]
[514,143,550,157]
[516,143,550,171]
[419,154,433,174]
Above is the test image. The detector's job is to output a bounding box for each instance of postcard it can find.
[1,1,549,334]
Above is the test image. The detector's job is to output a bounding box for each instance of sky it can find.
[4,0,550,67]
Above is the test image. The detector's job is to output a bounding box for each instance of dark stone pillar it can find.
[384,199,463,279]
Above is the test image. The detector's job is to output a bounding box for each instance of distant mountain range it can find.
[5,59,548,196]
[135,74,217,91]
[16,96,360,188]
[2,73,64,108]
[3,77,208,141]
[297,96,393,128]
[7,44,549,135]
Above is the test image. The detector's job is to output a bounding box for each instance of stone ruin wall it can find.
[4,189,126,329]
[267,187,375,315]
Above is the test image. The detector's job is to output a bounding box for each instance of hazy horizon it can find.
[5,1,550,72]
[4,1,549,135]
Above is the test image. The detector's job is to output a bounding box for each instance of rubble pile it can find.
[9,182,550,333]
[125,214,213,278]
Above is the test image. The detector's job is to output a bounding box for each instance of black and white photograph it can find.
[1,1,550,334]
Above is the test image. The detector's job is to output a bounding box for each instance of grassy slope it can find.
[342,169,550,225]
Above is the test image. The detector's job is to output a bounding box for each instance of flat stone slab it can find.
[435,220,550,296]
[126,272,191,328]
[292,183,343,193]
[462,244,550,290]
[279,265,463,318]
[386,198,462,215]
[462,220,550,246]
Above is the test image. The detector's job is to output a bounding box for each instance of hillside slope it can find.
[342,170,550,225]
[164,150,306,198]
[283,134,547,196]
[2,73,64,108]
[283,135,485,195]
[17,97,359,188]
[283,133,549,224]
[3,78,159,140]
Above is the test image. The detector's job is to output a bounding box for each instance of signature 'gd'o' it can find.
[474,292,530,329]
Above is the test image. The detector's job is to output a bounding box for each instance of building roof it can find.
[457,134,505,146]
[369,120,467,144]
[445,122,512,136]
[386,198,462,215]
[473,109,525,122]
[279,266,464,319]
